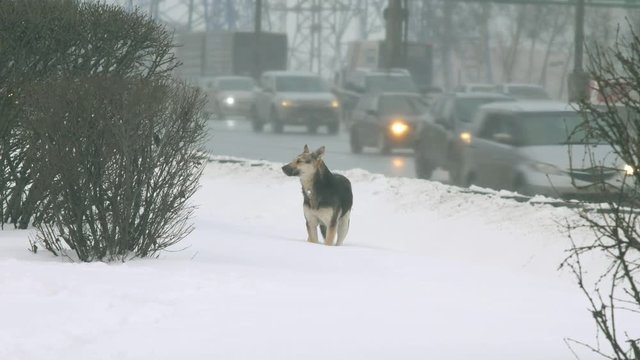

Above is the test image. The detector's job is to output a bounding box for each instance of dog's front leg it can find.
[303,206,320,244]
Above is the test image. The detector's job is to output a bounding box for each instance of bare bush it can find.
[0,0,179,228]
[564,23,640,360]
[22,75,206,262]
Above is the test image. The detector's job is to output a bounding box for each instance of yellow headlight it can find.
[389,120,410,137]
[624,164,634,176]
[280,100,291,107]
[459,131,472,144]
[330,100,340,108]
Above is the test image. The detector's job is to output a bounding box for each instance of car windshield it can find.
[516,112,607,146]
[379,95,429,116]
[217,78,254,91]
[507,86,550,100]
[457,97,512,123]
[365,75,418,93]
[275,76,329,92]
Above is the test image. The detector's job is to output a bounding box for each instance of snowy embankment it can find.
[0,157,631,360]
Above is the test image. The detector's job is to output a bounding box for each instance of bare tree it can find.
[564,23,640,360]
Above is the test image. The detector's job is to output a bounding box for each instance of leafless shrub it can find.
[22,75,206,262]
[0,0,179,228]
[565,21,640,360]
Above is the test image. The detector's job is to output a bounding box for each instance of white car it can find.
[201,76,256,119]
[252,71,340,134]
[459,101,632,201]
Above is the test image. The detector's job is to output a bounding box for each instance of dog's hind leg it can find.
[336,211,351,246]
[320,225,327,240]
[323,210,341,246]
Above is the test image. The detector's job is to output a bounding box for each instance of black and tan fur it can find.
[282,145,353,246]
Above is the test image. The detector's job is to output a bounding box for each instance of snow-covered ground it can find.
[1,156,636,360]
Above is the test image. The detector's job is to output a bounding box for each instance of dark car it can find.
[349,92,430,154]
[414,92,515,183]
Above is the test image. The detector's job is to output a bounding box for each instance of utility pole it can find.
[383,0,408,69]
[254,0,262,79]
[568,0,588,102]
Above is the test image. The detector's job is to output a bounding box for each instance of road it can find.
[205,118,450,180]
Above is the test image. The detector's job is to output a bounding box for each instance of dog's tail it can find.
[320,224,327,240]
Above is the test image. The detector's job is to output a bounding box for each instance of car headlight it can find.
[330,100,340,108]
[280,99,292,107]
[389,119,410,137]
[459,131,472,144]
[624,164,635,176]
[224,96,235,106]
[530,162,563,175]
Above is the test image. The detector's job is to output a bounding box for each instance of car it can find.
[493,83,551,100]
[201,76,256,119]
[414,92,515,183]
[458,101,632,201]
[333,68,420,126]
[349,92,430,154]
[252,71,340,134]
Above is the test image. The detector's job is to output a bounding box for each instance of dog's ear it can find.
[303,144,310,153]
[314,146,325,158]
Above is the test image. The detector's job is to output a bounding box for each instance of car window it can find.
[216,78,255,91]
[275,76,329,92]
[455,97,514,123]
[365,75,418,93]
[516,112,601,145]
[355,95,375,112]
[477,113,514,140]
[378,95,429,116]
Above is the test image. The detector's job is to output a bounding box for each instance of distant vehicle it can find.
[341,40,433,92]
[459,101,632,201]
[174,31,287,80]
[493,83,551,100]
[334,68,420,126]
[252,71,340,134]
[200,76,256,119]
[349,92,430,154]
[454,83,496,93]
[414,92,515,183]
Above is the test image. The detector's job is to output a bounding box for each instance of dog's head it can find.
[282,144,325,177]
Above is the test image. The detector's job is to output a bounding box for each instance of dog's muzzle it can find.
[282,164,300,176]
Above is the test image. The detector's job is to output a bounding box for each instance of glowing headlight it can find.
[459,131,472,144]
[224,96,235,106]
[330,100,340,108]
[624,164,635,176]
[531,162,563,175]
[389,120,410,137]
[280,100,291,107]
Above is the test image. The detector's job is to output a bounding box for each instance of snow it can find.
[0,156,636,360]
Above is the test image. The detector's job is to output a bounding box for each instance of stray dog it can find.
[282,145,353,246]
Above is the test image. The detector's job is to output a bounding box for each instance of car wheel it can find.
[414,141,434,180]
[377,130,391,155]
[327,122,339,135]
[464,172,476,188]
[270,108,283,133]
[250,106,264,132]
[350,128,363,154]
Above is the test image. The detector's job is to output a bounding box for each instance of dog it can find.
[282,145,353,246]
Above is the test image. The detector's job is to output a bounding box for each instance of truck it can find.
[332,40,433,125]
[174,31,288,82]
